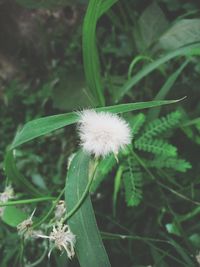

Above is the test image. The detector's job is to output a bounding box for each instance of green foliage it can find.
[158,19,200,51]
[113,43,200,102]
[134,111,182,157]
[10,99,180,148]
[91,154,116,192]
[135,138,177,157]
[1,0,200,266]
[65,150,111,267]
[129,113,146,135]
[83,0,118,106]
[123,158,143,207]
[139,111,182,140]
[2,206,27,227]
[133,2,169,52]
[146,157,192,173]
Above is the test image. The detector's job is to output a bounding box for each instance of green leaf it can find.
[141,111,182,139]
[189,234,200,249]
[4,150,42,196]
[2,206,27,227]
[52,70,92,111]
[165,222,181,236]
[135,139,177,157]
[98,0,118,18]
[159,19,200,50]
[65,150,111,267]
[83,0,118,106]
[10,99,183,149]
[11,113,79,149]
[123,159,143,207]
[129,113,146,136]
[134,2,168,52]
[146,157,192,173]
[113,165,123,216]
[114,42,200,102]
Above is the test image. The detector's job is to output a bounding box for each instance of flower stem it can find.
[0,196,55,207]
[32,188,65,229]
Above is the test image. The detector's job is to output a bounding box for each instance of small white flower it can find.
[17,209,35,239]
[37,221,76,259]
[78,110,132,157]
[55,200,66,220]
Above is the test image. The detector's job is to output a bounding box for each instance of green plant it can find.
[1,0,200,267]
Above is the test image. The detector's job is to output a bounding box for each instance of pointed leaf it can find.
[65,150,111,267]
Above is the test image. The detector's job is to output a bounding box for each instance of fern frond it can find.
[138,111,182,140]
[146,157,192,172]
[123,159,143,207]
[129,113,146,136]
[135,139,177,157]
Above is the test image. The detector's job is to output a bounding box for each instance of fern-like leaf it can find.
[135,139,177,157]
[146,157,192,172]
[138,111,182,140]
[129,113,146,136]
[123,159,143,207]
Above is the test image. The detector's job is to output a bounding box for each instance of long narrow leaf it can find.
[10,99,183,148]
[65,150,111,267]
[83,0,118,106]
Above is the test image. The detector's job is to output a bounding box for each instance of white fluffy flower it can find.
[78,110,131,157]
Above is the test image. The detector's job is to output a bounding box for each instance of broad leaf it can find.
[2,206,27,227]
[159,19,200,50]
[134,2,168,52]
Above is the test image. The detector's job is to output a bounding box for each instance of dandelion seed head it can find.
[78,110,132,157]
